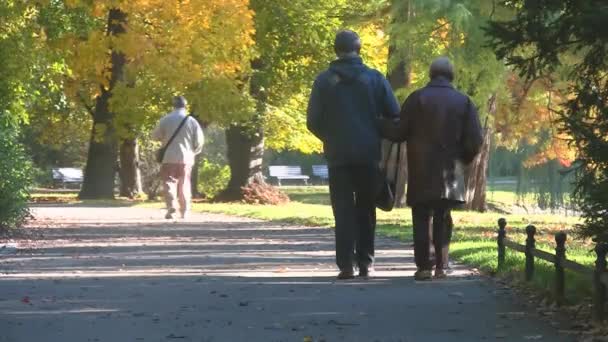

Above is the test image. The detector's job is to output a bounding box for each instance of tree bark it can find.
[79,8,127,200]
[215,124,265,201]
[118,138,143,198]
[191,155,202,198]
[463,125,491,211]
[387,42,411,207]
[463,94,497,211]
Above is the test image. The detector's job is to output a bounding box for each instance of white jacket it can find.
[152,108,204,165]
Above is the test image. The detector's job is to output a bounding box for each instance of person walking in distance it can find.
[307,30,400,280]
[152,96,204,220]
[380,57,483,280]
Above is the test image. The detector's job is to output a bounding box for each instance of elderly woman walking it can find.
[380,57,483,280]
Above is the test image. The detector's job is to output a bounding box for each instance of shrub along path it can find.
[0,205,573,341]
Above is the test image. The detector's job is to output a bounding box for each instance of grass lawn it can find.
[30,185,595,304]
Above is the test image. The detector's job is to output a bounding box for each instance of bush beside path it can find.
[0,205,575,341]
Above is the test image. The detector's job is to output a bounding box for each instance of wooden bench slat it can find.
[52,168,84,184]
[312,165,329,180]
[268,165,309,185]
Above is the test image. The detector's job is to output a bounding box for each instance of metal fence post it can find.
[525,225,536,281]
[555,232,567,306]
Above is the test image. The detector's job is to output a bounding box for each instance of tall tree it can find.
[388,0,509,211]
[216,0,344,201]
[35,0,255,199]
[486,0,608,241]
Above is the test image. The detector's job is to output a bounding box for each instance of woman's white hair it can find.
[429,57,454,81]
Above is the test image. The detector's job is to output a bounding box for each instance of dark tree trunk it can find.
[79,114,118,199]
[463,125,491,211]
[79,8,127,200]
[188,115,203,198]
[215,124,265,201]
[463,94,496,211]
[191,155,202,198]
[387,28,411,207]
[118,138,143,198]
[215,56,270,202]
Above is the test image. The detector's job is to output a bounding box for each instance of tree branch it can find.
[77,91,95,117]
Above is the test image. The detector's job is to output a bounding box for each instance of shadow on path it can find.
[0,206,573,342]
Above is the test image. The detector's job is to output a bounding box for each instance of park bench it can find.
[52,168,84,188]
[312,164,329,184]
[268,165,309,186]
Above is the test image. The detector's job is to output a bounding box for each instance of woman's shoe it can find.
[434,268,447,279]
[358,267,374,279]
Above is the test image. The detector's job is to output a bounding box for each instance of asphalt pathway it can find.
[0,205,573,342]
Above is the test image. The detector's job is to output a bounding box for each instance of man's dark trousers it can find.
[412,200,453,271]
[328,164,377,271]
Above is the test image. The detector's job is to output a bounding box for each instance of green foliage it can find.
[198,159,231,199]
[0,130,32,229]
[389,0,509,114]
[0,2,41,128]
[485,0,608,242]
[251,0,355,153]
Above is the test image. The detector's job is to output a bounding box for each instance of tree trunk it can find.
[463,94,497,211]
[463,125,491,211]
[191,155,202,198]
[79,8,127,200]
[79,116,118,199]
[387,42,411,207]
[215,124,265,201]
[118,138,143,198]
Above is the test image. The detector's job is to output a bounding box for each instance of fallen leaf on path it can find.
[21,296,30,304]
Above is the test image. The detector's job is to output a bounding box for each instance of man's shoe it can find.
[336,270,355,280]
[434,268,447,279]
[414,270,432,281]
[358,267,374,279]
[165,208,176,220]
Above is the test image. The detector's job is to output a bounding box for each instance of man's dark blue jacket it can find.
[307,56,400,167]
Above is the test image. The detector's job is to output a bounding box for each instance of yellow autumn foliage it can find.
[51,0,255,135]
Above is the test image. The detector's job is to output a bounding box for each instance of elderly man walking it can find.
[381,57,483,280]
[307,30,400,280]
[152,96,204,220]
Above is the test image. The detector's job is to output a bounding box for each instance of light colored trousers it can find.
[160,163,193,216]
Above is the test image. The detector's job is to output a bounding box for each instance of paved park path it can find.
[0,205,574,342]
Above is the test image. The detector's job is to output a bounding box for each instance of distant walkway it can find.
[0,205,572,341]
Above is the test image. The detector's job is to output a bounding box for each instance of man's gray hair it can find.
[173,96,187,109]
[429,57,454,82]
[334,30,362,57]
